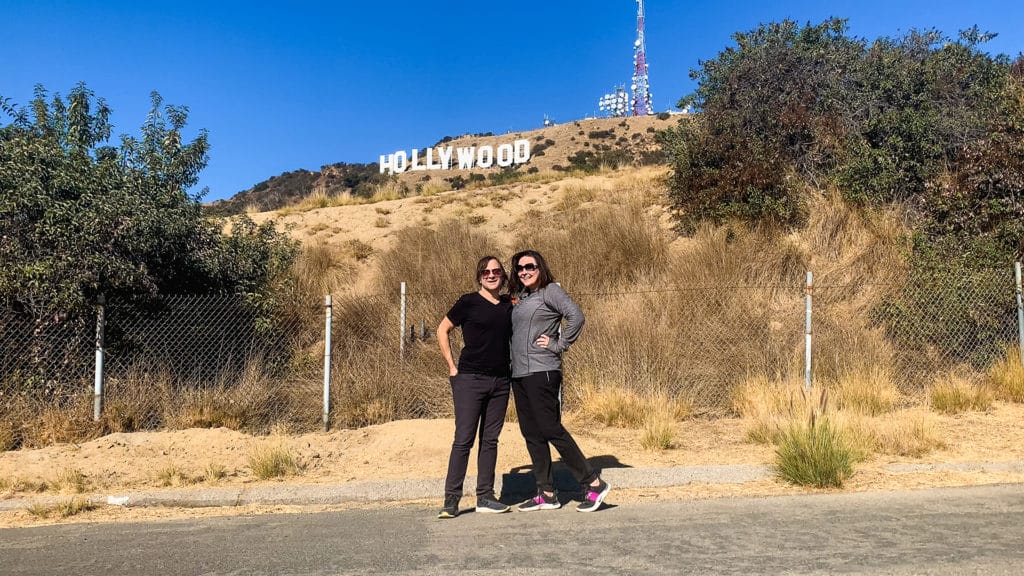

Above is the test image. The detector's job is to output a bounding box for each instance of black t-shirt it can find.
[446,292,513,376]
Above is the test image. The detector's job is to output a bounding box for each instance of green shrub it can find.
[774,415,855,488]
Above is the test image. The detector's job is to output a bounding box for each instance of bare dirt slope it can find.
[5,135,1024,528]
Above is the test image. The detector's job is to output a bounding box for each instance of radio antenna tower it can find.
[631,0,653,116]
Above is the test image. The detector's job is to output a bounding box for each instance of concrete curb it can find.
[2,461,1021,512]
[0,464,771,512]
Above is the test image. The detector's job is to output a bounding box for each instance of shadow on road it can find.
[499,454,630,503]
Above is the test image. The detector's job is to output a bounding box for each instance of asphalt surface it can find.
[2,484,1023,575]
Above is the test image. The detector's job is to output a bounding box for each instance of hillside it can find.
[210,115,681,215]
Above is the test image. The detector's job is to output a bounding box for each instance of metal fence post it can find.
[399,282,407,359]
[93,294,106,421]
[804,271,813,391]
[1015,262,1024,368]
[323,295,332,432]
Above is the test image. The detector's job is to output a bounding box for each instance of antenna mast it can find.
[631,0,653,116]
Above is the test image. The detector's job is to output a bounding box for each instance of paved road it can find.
[2,484,1022,575]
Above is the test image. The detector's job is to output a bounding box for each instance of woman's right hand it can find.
[449,367,458,377]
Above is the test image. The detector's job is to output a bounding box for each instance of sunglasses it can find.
[515,263,539,272]
[480,268,504,277]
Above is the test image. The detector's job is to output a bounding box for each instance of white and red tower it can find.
[631,0,653,116]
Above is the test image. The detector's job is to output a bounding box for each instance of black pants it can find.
[444,373,511,499]
[512,370,597,493]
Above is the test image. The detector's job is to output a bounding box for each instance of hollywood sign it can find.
[379,139,531,175]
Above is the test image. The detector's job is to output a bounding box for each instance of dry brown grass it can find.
[248,443,301,480]
[575,385,690,429]
[154,462,192,487]
[734,377,943,460]
[640,408,679,450]
[278,182,407,216]
[97,357,320,437]
[54,468,88,493]
[19,396,100,448]
[731,376,813,444]
[827,367,901,415]
[0,420,15,452]
[517,196,669,292]
[418,181,449,196]
[1,161,983,448]
[26,497,97,519]
[987,347,1024,402]
[1,477,49,496]
[929,372,994,414]
[554,182,598,211]
[291,242,355,299]
[868,410,945,457]
[203,462,228,483]
[375,219,502,302]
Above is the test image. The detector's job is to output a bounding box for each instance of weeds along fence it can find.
[2,264,1023,448]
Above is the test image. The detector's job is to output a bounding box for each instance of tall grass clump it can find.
[576,386,647,427]
[0,420,15,452]
[375,219,502,299]
[248,444,300,480]
[986,347,1024,402]
[203,463,228,483]
[26,498,97,519]
[514,201,669,291]
[640,408,678,450]
[418,181,450,196]
[22,396,100,448]
[929,372,993,414]
[774,413,855,488]
[291,242,354,302]
[554,182,598,211]
[828,367,901,415]
[54,468,88,493]
[731,376,807,444]
[575,385,689,429]
[155,462,191,487]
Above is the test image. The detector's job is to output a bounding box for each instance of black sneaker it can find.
[475,495,511,514]
[517,491,561,512]
[438,495,460,519]
[576,479,610,512]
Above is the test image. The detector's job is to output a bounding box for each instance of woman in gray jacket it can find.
[508,250,610,512]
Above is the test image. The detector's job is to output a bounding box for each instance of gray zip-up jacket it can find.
[510,283,585,378]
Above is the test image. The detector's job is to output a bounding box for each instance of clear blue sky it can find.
[4,1,1022,201]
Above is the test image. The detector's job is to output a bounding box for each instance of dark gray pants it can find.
[444,373,511,499]
[512,370,597,493]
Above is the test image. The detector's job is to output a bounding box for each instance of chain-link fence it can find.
[3,264,1023,447]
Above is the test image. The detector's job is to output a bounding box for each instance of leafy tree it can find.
[661,18,866,230]
[0,84,297,316]
[663,18,1023,261]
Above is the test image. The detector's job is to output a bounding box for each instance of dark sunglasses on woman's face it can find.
[480,268,503,277]
[515,263,538,272]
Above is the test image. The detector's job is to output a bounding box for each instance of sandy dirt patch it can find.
[2,403,1023,527]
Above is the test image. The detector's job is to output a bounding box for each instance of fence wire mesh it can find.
[100,295,322,434]
[0,307,94,447]
[2,266,1023,447]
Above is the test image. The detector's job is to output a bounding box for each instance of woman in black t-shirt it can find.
[435,255,514,518]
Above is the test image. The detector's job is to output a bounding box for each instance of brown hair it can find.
[475,255,507,290]
[508,250,555,293]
